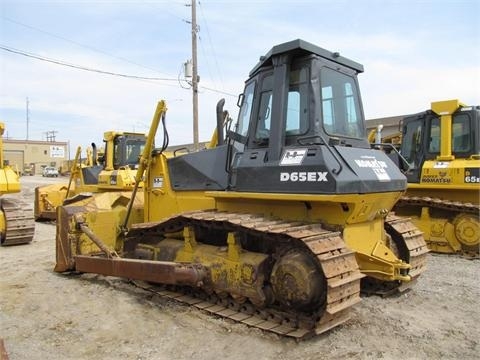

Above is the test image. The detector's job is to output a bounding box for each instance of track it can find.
[396,195,479,257]
[397,196,479,214]
[0,198,35,246]
[126,210,364,339]
[385,214,429,282]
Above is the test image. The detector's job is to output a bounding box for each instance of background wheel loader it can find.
[0,122,35,246]
[34,131,147,221]
[378,100,479,257]
[54,39,428,339]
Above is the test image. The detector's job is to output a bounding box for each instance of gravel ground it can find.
[0,176,479,360]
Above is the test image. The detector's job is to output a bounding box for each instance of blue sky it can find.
[1,0,479,157]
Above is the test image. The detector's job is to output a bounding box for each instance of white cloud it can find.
[0,47,241,152]
[361,60,480,118]
[1,0,478,155]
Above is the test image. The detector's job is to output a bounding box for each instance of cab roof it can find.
[249,39,364,76]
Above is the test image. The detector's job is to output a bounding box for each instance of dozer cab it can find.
[0,122,35,246]
[391,100,480,256]
[34,131,147,220]
[55,40,428,339]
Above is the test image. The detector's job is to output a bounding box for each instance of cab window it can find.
[321,67,363,138]
[254,75,273,145]
[113,137,123,169]
[428,114,471,154]
[452,114,471,153]
[428,117,440,153]
[286,67,309,136]
[126,140,145,165]
[402,119,422,168]
[236,82,255,137]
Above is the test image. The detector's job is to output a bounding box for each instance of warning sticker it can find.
[153,177,163,188]
[280,149,307,166]
[354,157,391,182]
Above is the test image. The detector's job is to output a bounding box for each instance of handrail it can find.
[65,146,82,200]
[122,100,167,231]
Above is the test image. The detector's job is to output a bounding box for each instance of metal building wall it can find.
[3,139,68,175]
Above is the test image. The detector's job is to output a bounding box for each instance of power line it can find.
[198,1,225,90]
[1,15,172,77]
[0,45,179,82]
[143,1,187,23]
[198,35,218,90]
[199,85,236,97]
[1,44,237,96]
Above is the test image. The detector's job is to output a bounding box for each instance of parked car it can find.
[24,163,35,176]
[23,167,34,176]
[42,166,59,177]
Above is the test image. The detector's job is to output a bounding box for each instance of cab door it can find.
[401,116,425,183]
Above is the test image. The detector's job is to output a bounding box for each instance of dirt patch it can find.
[1,176,479,359]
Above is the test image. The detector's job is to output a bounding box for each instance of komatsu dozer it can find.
[34,131,147,220]
[391,100,480,256]
[55,40,428,339]
[0,122,35,245]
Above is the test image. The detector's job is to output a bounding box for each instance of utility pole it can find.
[45,130,58,142]
[26,97,30,140]
[191,0,199,151]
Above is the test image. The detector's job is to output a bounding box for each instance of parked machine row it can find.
[5,39,476,339]
[34,131,147,221]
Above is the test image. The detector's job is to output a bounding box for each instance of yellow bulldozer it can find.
[375,100,479,257]
[34,131,147,220]
[0,122,35,246]
[54,40,428,339]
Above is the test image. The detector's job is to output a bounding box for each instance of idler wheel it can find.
[454,214,479,248]
[270,250,326,312]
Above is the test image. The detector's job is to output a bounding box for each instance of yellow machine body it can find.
[141,152,412,282]
[62,138,424,285]
[55,41,428,339]
[0,122,35,245]
[34,130,147,220]
[0,164,21,195]
[0,123,21,195]
[406,160,479,254]
[391,100,480,256]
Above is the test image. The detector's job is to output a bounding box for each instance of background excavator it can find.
[34,131,147,220]
[386,100,479,256]
[54,39,428,339]
[0,122,35,246]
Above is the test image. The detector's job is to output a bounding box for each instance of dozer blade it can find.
[55,191,144,272]
[34,184,69,221]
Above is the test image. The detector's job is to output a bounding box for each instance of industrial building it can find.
[3,139,68,175]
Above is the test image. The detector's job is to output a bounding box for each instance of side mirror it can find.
[237,93,244,108]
